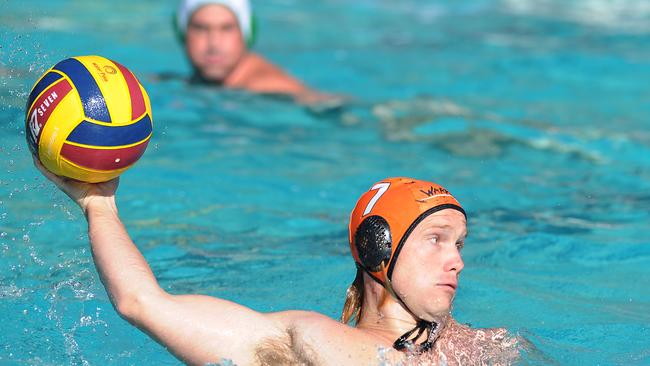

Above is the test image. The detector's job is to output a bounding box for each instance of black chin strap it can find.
[357,263,441,353]
[393,319,438,353]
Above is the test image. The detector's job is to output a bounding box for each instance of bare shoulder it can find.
[236,53,307,94]
[259,310,391,366]
[244,53,284,73]
[269,310,365,342]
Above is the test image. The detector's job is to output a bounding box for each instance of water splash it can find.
[376,321,523,365]
[44,268,103,365]
[0,283,28,298]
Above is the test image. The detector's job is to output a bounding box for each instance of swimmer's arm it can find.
[129,293,288,366]
[33,159,284,366]
[85,201,286,366]
[85,197,161,313]
[32,158,161,313]
[245,69,309,96]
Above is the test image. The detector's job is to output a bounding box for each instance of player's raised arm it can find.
[34,158,287,365]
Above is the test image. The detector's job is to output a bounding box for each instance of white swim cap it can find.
[176,0,253,42]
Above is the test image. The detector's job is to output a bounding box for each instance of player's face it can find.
[391,209,466,320]
[185,4,247,82]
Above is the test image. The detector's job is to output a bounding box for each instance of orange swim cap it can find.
[349,177,465,285]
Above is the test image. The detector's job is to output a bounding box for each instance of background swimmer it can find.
[33,160,522,365]
[175,0,335,105]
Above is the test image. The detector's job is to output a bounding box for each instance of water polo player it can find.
[33,163,521,365]
[175,0,330,103]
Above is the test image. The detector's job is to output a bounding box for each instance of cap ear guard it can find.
[246,12,257,48]
[354,216,392,273]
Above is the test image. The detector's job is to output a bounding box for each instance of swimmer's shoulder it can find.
[262,310,395,366]
[234,53,307,94]
[243,53,290,78]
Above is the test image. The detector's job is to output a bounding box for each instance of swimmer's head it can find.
[176,0,256,82]
[348,177,466,286]
[344,177,467,351]
[176,0,254,45]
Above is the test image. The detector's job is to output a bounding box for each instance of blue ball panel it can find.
[53,58,112,123]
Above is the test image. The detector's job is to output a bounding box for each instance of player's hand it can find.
[33,155,119,214]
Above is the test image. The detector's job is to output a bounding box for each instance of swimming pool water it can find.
[1,0,649,364]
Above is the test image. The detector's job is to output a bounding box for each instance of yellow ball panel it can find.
[37,88,84,177]
[74,56,132,124]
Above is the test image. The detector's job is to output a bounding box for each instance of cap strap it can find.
[393,320,438,353]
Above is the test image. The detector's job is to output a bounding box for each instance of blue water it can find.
[2,0,650,364]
